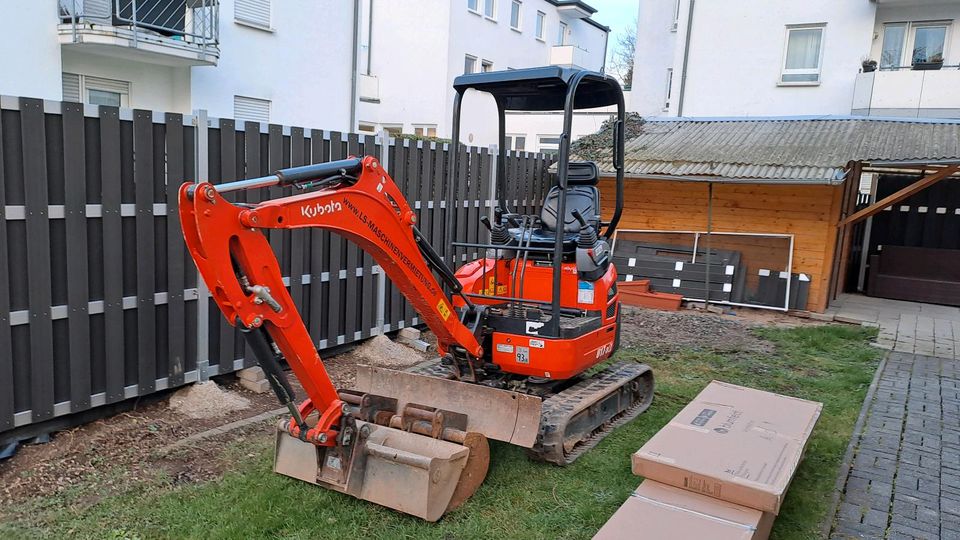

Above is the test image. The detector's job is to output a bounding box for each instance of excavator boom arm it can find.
[179,156,482,440]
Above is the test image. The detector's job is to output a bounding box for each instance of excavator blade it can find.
[274,419,489,522]
[354,365,543,448]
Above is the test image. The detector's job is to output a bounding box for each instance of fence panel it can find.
[0,98,553,438]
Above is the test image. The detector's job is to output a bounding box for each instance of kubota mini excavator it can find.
[179,67,653,521]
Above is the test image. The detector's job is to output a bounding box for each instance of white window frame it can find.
[358,122,377,134]
[779,24,826,86]
[505,133,526,151]
[483,0,496,20]
[537,134,560,155]
[64,73,131,107]
[557,20,567,46]
[880,21,952,69]
[413,124,438,137]
[481,59,494,72]
[535,11,545,41]
[467,0,480,15]
[382,124,403,137]
[234,0,273,32]
[510,0,522,31]
[465,54,478,74]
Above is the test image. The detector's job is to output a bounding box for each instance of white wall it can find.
[190,0,355,130]
[635,0,879,117]
[631,0,677,116]
[0,0,64,100]
[61,50,192,112]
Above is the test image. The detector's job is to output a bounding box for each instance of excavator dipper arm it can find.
[179,156,483,446]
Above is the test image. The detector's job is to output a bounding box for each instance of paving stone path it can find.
[830,352,960,539]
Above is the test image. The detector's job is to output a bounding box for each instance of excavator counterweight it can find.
[178,67,653,521]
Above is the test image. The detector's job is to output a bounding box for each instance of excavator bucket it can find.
[354,365,543,448]
[274,418,489,522]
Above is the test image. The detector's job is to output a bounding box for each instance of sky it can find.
[587,0,640,70]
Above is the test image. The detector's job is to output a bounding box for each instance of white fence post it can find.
[193,109,211,380]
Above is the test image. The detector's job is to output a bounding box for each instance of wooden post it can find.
[840,165,959,226]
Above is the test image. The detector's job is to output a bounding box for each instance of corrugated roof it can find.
[584,116,960,184]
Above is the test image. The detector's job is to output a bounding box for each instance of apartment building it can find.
[632,0,960,119]
[357,0,610,146]
[1,0,356,130]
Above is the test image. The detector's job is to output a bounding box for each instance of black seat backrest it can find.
[540,162,600,233]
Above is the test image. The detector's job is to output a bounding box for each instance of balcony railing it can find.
[549,45,593,70]
[58,0,219,65]
[852,69,960,119]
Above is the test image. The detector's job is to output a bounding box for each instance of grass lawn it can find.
[3,324,880,539]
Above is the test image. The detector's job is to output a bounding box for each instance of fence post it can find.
[193,109,211,381]
[488,144,498,220]
[374,129,389,334]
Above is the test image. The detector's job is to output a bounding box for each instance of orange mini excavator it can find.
[179,67,653,521]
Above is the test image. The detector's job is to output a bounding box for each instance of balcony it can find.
[359,73,379,103]
[852,68,960,119]
[57,0,220,67]
[550,45,592,70]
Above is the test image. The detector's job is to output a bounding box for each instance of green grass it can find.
[2,325,880,540]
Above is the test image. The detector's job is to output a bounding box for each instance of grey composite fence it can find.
[0,96,553,437]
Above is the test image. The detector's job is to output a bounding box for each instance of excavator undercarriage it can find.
[178,67,654,521]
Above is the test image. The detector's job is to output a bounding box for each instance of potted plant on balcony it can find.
[861,58,878,73]
[913,53,944,71]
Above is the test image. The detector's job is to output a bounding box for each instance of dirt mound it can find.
[619,306,774,355]
[169,381,251,419]
[348,334,428,369]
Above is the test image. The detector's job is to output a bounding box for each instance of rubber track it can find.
[528,361,654,465]
[406,359,654,466]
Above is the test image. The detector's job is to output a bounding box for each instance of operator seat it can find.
[508,161,601,255]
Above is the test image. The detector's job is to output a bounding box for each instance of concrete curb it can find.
[157,407,287,456]
[819,351,889,539]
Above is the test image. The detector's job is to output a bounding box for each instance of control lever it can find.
[571,210,588,228]
[480,216,493,232]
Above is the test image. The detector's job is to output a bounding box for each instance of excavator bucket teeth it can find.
[274,420,489,522]
[354,365,543,448]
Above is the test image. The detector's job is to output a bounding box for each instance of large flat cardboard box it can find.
[594,480,774,540]
[631,381,822,514]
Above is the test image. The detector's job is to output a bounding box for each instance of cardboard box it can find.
[631,381,822,514]
[594,480,773,540]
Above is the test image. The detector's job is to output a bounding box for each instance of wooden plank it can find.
[21,98,55,421]
[840,165,959,226]
[343,133,361,341]
[360,134,376,337]
[0,104,14,429]
[133,110,156,394]
[326,132,344,344]
[389,142,405,327]
[215,118,237,370]
[308,130,326,344]
[289,126,306,317]
[402,141,420,323]
[62,101,92,411]
[165,113,187,386]
[467,147,481,259]
[455,146,469,263]
[267,124,284,284]
[432,144,446,259]
[99,105,125,403]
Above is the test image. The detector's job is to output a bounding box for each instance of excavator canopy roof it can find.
[453,66,622,112]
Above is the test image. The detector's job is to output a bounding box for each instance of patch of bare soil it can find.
[617,305,808,355]
[169,381,251,419]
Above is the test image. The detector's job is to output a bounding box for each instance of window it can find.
[234,95,271,123]
[505,134,526,151]
[510,0,521,30]
[663,68,673,109]
[781,25,825,84]
[557,21,567,46]
[235,0,271,30]
[484,0,495,19]
[881,23,907,68]
[879,22,950,69]
[481,59,494,72]
[468,0,479,13]
[63,73,131,107]
[382,124,403,137]
[465,54,477,74]
[414,125,437,137]
[535,11,545,40]
[537,135,560,156]
[912,24,947,64]
[358,122,377,133]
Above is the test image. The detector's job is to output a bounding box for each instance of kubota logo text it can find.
[300,201,343,219]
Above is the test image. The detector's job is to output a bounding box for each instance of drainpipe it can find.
[676,0,695,116]
[600,27,609,74]
[350,0,361,131]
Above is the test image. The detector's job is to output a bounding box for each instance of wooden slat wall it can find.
[599,177,843,312]
[0,100,552,438]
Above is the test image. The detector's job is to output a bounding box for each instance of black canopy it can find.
[452,66,621,111]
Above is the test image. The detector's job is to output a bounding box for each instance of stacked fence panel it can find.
[0,97,553,438]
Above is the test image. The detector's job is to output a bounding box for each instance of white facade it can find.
[356,0,609,145]
[1,0,355,131]
[633,0,960,119]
